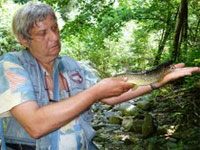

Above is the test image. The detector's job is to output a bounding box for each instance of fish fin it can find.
[132,85,138,90]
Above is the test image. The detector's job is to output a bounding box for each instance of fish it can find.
[114,61,174,86]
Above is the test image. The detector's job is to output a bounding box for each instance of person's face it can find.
[23,15,61,63]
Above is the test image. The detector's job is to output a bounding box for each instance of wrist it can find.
[150,83,159,90]
[88,84,103,101]
[150,81,164,90]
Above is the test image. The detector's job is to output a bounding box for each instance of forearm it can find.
[102,82,163,105]
[37,88,97,134]
[101,86,150,105]
[11,85,100,139]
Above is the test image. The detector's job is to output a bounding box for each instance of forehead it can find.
[31,15,57,33]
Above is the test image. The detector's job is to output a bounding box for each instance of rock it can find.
[137,100,151,111]
[116,102,140,116]
[132,119,144,133]
[132,145,145,150]
[108,116,122,125]
[129,133,143,143]
[122,117,134,131]
[103,104,113,111]
[142,113,154,138]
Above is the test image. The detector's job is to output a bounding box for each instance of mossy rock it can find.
[137,100,151,111]
[142,113,154,138]
[108,116,122,124]
[132,119,144,133]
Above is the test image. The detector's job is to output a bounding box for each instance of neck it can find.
[38,60,54,76]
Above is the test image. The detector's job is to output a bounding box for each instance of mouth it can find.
[50,43,60,51]
[51,43,59,48]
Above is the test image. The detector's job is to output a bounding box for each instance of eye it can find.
[38,30,46,36]
[52,24,59,31]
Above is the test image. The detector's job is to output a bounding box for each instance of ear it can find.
[17,35,30,49]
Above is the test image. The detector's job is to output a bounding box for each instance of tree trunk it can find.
[154,6,172,65]
[172,0,188,62]
[154,27,171,65]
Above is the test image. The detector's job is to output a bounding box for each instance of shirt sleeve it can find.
[0,53,36,118]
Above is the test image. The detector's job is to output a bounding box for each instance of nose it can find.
[49,29,60,41]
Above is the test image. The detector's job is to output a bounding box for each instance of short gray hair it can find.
[12,2,57,40]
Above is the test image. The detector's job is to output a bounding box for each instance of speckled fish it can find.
[115,61,173,86]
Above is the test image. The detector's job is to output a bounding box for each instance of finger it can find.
[172,69,195,78]
[181,67,200,73]
[174,63,185,68]
[125,83,135,89]
[191,67,200,72]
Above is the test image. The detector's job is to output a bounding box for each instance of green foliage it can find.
[59,1,137,77]
[0,1,22,55]
[1,0,199,78]
[42,0,71,7]
[13,0,29,4]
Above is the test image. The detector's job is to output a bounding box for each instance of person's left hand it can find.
[156,63,200,87]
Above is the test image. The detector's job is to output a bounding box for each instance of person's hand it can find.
[94,77,134,100]
[156,63,200,87]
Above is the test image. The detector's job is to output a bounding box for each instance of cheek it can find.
[32,42,48,54]
[35,40,49,50]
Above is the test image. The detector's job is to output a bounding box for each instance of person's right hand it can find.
[93,77,134,100]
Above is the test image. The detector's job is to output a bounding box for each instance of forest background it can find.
[0,0,200,149]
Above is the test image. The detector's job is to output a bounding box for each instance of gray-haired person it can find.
[0,2,199,150]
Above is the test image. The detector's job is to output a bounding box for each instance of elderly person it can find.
[0,2,199,150]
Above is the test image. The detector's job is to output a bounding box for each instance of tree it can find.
[172,0,188,62]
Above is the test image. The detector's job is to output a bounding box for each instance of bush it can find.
[0,1,22,55]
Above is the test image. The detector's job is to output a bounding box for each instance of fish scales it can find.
[115,61,173,86]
